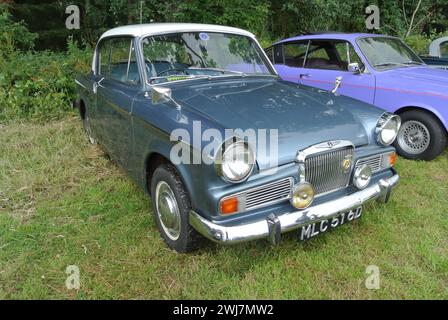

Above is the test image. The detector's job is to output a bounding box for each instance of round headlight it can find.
[290,182,315,209]
[376,113,401,146]
[215,139,255,183]
[353,164,372,189]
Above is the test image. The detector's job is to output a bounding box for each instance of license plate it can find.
[299,207,363,241]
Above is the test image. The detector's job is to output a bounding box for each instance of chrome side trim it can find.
[189,173,399,245]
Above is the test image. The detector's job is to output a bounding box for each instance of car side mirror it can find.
[150,86,182,110]
[348,62,361,74]
[151,86,172,104]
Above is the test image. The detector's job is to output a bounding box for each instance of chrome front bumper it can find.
[189,174,399,245]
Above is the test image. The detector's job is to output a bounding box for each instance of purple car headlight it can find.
[376,113,401,146]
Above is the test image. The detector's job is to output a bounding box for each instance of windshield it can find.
[142,32,275,84]
[357,37,423,70]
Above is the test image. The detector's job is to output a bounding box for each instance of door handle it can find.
[300,73,311,79]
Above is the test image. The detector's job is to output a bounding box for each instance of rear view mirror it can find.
[348,62,361,74]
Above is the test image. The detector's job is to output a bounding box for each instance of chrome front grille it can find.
[304,146,354,195]
[356,154,382,173]
[245,178,293,210]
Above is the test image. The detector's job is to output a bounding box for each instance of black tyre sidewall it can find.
[394,110,446,161]
[150,164,202,253]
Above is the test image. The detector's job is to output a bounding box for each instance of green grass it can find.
[0,116,447,299]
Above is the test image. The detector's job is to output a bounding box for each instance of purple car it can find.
[266,32,448,160]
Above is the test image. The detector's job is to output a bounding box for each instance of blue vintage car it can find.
[75,24,400,252]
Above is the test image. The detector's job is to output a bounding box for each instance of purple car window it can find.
[284,41,308,68]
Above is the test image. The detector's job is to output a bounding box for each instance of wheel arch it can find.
[395,105,447,134]
[144,152,194,199]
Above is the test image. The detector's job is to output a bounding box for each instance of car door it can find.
[299,40,375,104]
[95,37,142,173]
[270,41,310,84]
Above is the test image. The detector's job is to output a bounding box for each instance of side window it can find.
[109,38,133,83]
[99,37,140,84]
[306,41,333,69]
[334,41,364,71]
[284,41,308,67]
[273,44,284,64]
[99,40,111,77]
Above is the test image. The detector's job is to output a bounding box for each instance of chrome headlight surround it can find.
[215,137,256,183]
[376,113,401,146]
[353,164,372,189]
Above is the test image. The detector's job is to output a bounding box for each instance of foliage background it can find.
[1,0,448,122]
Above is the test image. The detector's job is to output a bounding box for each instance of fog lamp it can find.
[290,182,315,209]
[353,164,372,189]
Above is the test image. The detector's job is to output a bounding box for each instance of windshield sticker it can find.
[199,32,209,41]
[166,75,190,82]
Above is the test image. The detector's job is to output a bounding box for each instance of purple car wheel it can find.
[397,120,431,155]
[394,110,446,161]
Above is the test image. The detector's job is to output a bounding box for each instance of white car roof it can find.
[99,23,255,40]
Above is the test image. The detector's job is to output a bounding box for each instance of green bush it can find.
[405,35,432,55]
[0,40,92,123]
[0,3,37,51]
[0,4,92,123]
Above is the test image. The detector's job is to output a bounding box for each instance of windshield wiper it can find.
[403,61,425,65]
[374,62,410,68]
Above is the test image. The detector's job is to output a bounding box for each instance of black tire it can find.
[150,163,203,253]
[394,110,446,161]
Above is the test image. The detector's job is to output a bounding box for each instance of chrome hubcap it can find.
[397,120,430,154]
[155,181,181,240]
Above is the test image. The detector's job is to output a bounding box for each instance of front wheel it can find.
[394,110,446,161]
[150,163,203,253]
